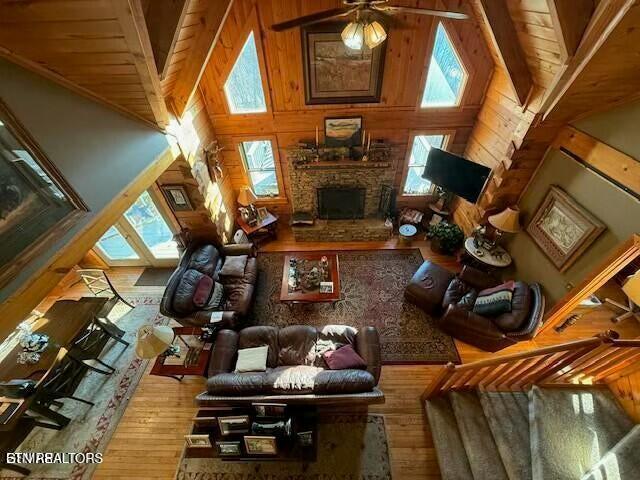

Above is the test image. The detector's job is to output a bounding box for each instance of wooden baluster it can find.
[452,369,479,390]
[422,363,456,400]
[501,357,543,390]
[534,347,596,384]
[510,353,558,389]
[596,349,640,383]
[464,366,490,390]
[544,343,614,384]
[489,359,528,391]
[578,347,635,382]
[479,362,513,389]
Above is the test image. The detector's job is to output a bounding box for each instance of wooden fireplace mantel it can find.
[293,160,391,170]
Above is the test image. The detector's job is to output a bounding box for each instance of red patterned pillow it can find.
[323,345,367,370]
[193,275,213,307]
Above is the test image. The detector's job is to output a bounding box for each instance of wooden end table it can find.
[149,326,213,381]
[237,210,278,245]
[280,252,340,306]
[462,237,512,271]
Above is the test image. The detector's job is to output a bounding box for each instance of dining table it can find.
[0,297,112,431]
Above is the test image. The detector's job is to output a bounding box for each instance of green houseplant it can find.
[427,222,464,255]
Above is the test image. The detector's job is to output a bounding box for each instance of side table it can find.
[237,210,278,245]
[462,237,512,272]
[149,326,213,380]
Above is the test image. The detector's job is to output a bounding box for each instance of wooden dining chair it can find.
[77,269,134,309]
[35,355,97,408]
[69,329,117,376]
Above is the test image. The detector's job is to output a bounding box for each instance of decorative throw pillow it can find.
[473,281,515,317]
[219,255,248,278]
[192,275,213,307]
[205,281,224,309]
[234,345,269,373]
[323,345,367,370]
[457,289,478,311]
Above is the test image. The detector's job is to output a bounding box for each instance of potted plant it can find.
[427,222,464,255]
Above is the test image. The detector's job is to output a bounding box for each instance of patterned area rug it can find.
[176,414,391,480]
[249,250,460,364]
[2,296,166,480]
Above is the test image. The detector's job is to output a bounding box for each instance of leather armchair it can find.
[405,261,545,352]
[196,325,385,406]
[160,240,257,329]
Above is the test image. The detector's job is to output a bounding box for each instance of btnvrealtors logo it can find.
[5,452,103,464]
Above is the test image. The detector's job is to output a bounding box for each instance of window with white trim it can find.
[421,23,467,108]
[224,31,267,114]
[403,134,445,195]
[239,140,279,197]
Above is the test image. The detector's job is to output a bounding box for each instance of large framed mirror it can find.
[0,98,87,287]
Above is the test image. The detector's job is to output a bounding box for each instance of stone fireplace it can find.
[288,158,395,241]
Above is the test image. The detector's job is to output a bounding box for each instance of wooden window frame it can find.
[236,135,286,202]
[399,130,454,199]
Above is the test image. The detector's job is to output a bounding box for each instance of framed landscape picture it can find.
[0,98,87,288]
[302,22,386,105]
[324,117,362,147]
[526,186,605,272]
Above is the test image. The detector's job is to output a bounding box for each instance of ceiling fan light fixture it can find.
[364,20,387,48]
[341,21,365,50]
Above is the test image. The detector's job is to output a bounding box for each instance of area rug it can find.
[175,414,391,480]
[134,267,176,286]
[249,250,460,364]
[3,296,167,480]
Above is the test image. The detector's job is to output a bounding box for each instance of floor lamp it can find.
[605,271,640,323]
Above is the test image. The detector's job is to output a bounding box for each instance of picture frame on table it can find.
[218,415,250,436]
[252,403,287,418]
[296,431,314,447]
[244,436,278,455]
[320,281,334,294]
[184,434,212,448]
[256,206,269,221]
[216,440,241,457]
[324,117,362,148]
[526,186,605,272]
[160,184,194,212]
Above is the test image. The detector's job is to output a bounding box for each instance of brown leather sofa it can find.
[195,325,384,406]
[405,261,545,352]
[160,242,257,329]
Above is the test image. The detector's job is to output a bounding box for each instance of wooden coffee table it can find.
[280,252,340,306]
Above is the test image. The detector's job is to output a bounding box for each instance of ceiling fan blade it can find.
[374,5,469,20]
[271,6,357,31]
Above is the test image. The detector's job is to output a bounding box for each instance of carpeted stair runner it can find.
[449,391,509,480]
[425,396,474,480]
[479,391,531,480]
[529,386,634,480]
[425,386,638,480]
[580,424,640,480]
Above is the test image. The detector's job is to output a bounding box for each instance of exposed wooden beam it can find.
[477,0,533,106]
[142,0,190,78]
[547,0,595,61]
[540,0,636,122]
[112,0,169,128]
[553,126,640,195]
[170,0,233,117]
[0,45,162,132]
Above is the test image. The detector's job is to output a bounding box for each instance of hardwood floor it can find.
[36,231,640,480]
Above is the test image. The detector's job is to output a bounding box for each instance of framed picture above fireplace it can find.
[302,22,387,105]
[324,117,362,148]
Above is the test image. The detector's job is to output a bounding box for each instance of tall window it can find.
[421,23,467,107]
[403,135,445,195]
[224,31,267,114]
[239,140,279,197]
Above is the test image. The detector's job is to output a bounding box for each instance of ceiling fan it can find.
[271,0,469,50]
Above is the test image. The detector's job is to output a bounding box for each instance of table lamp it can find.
[618,271,640,323]
[135,325,177,359]
[237,187,258,225]
[487,206,520,244]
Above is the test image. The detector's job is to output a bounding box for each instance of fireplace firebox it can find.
[317,187,365,220]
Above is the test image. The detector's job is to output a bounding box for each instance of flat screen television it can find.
[422,148,492,204]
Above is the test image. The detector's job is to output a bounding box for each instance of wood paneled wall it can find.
[198,0,493,216]
[454,0,562,232]
[157,89,236,243]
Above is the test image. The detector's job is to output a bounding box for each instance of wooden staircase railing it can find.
[422,332,640,400]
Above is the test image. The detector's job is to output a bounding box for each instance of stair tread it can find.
[479,391,532,480]
[530,386,634,480]
[425,397,474,480]
[580,424,640,480]
[449,391,509,480]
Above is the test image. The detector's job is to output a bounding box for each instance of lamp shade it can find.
[364,21,387,49]
[341,21,364,50]
[488,207,521,233]
[623,271,640,305]
[135,325,174,359]
[237,187,258,206]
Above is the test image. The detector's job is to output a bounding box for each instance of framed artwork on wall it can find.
[160,185,194,212]
[526,186,605,272]
[0,98,88,288]
[301,22,386,105]
[324,117,362,147]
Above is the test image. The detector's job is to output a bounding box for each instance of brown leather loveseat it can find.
[160,242,257,330]
[196,325,385,406]
[405,261,545,352]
